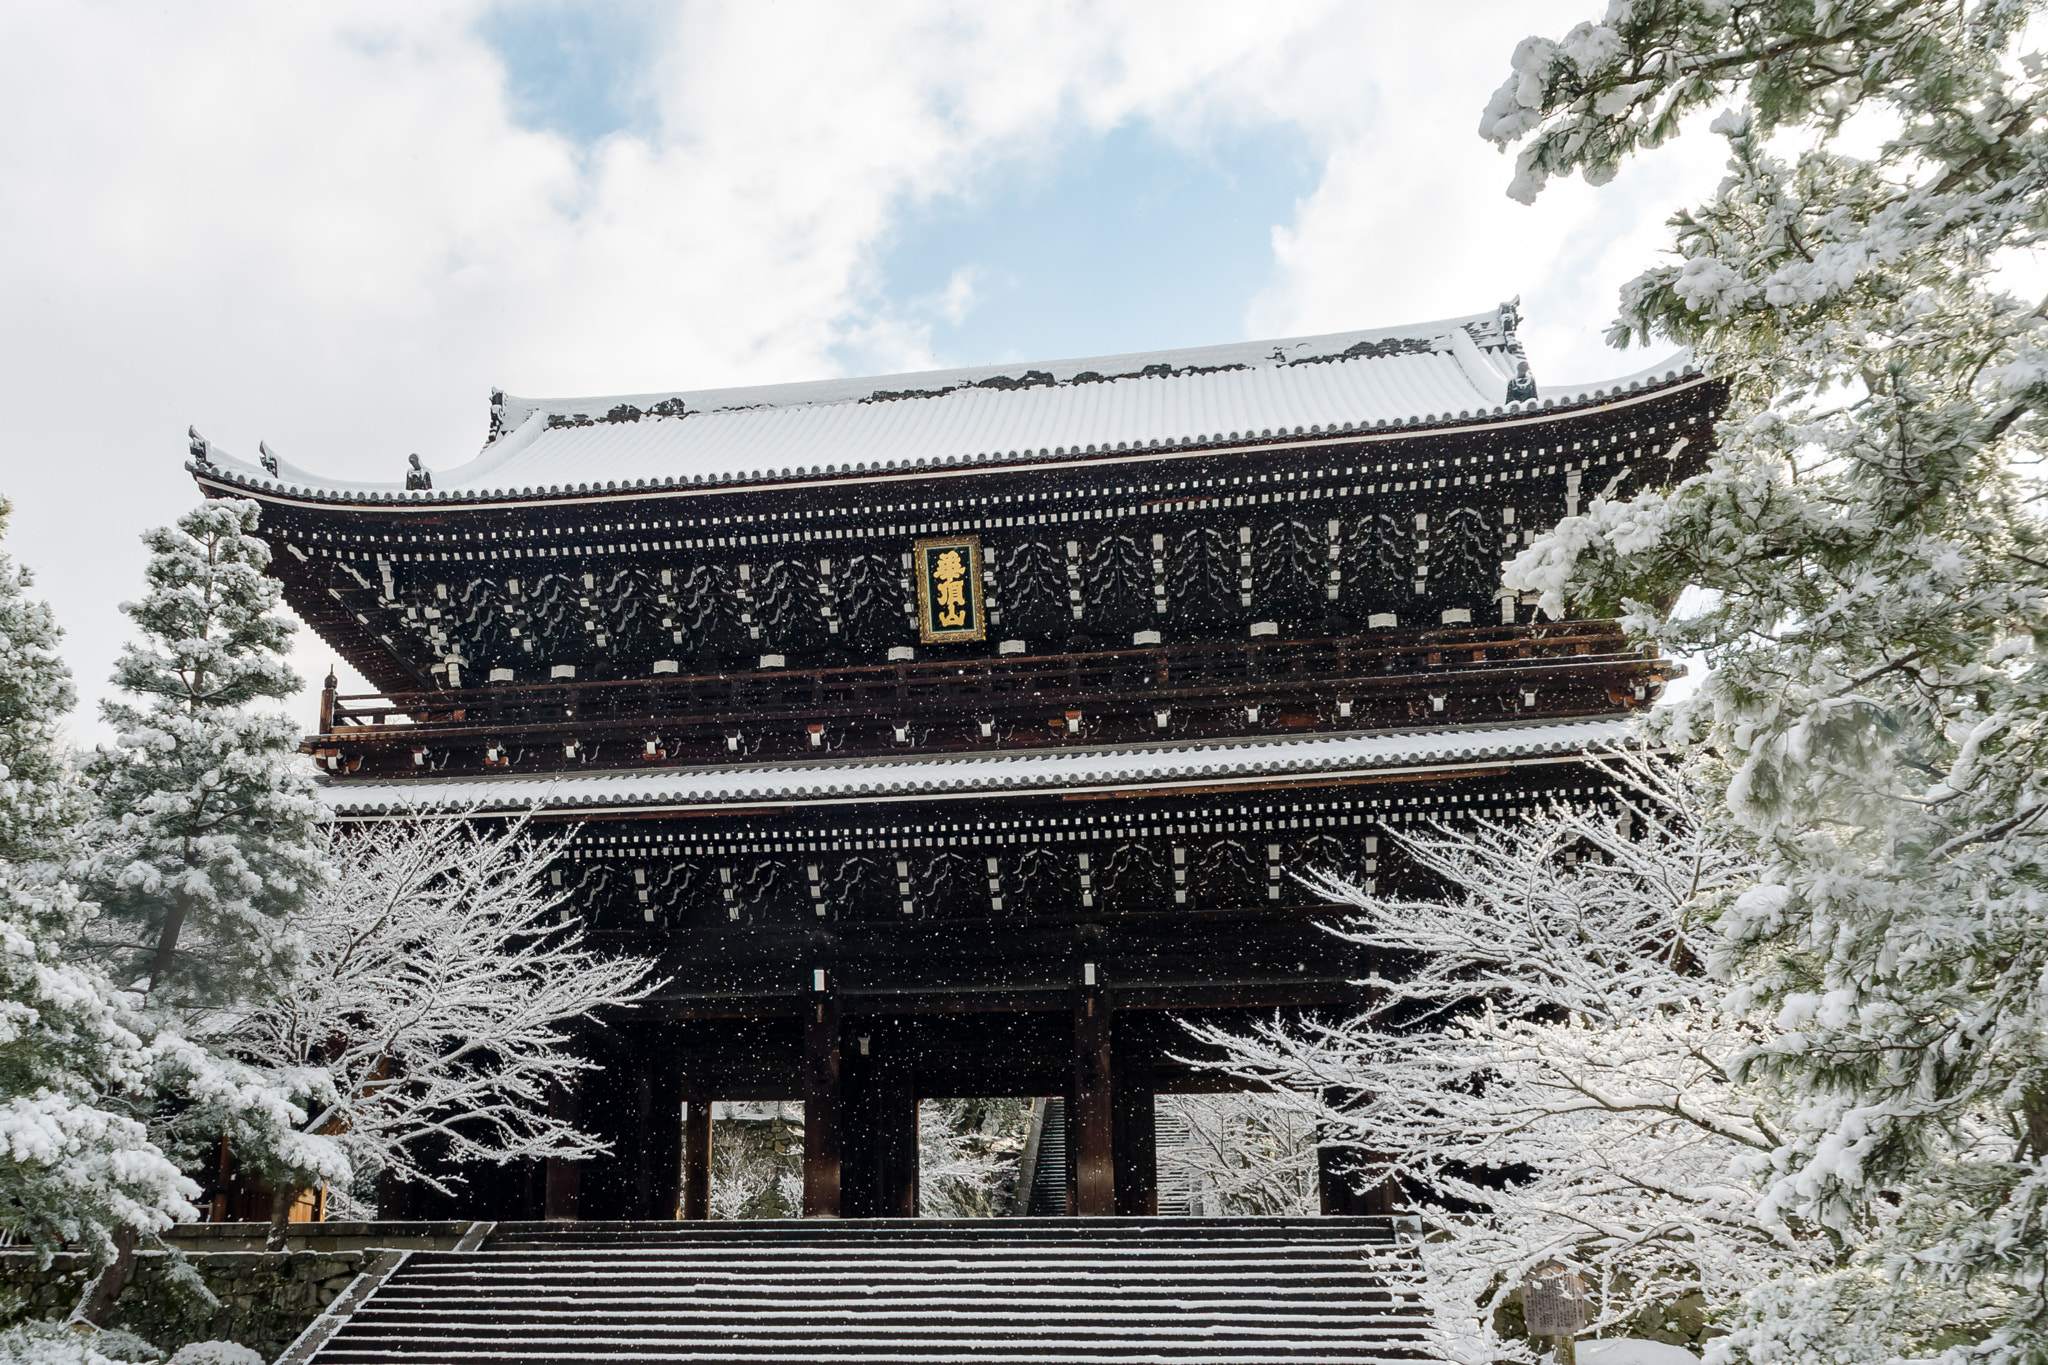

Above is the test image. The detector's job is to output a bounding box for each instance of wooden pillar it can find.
[1319,1144,1398,1215]
[646,1058,686,1219]
[544,1079,582,1221]
[213,1138,233,1222]
[877,1065,919,1219]
[841,1023,917,1219]
[1113,1077,1157,1216]
[1063,1090,1079,1217]
[626,1055,656,1218]
[1071,963,1115,1216]
[802,971,843,1217]
[683,1099,712,1221]
[1318,1087,1398,1215]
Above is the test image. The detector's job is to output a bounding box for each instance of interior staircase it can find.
[287,1217,1433,1363]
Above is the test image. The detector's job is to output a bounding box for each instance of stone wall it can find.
[0,1223,474,1362]
[1,1249,363,1361]
[1493,1282,1725,1355]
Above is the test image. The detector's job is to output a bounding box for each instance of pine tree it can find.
[0,499,85,866]
[1486,6,2048,1359]
[0,499,198,1263]
[85,499,324,1004]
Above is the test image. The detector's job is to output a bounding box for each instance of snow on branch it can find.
[1185,751,1828,1364]
[1483,4,2048,1356]
[211,806,662,1217]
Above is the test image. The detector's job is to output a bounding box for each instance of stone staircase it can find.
[288,1217,1433,1363]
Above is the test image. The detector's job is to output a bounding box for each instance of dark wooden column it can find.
[841,1030,878,1218]
[842,1022,920,1219]
[683,1098,712,1221]
[624,1056,656,1218]
[876,1064,919,1219]
[544,1079,582,1221]
[802,970,844,1217]
[1318,1149,1399,1214]
[1112,1073,1158,1216]
[1071,961,1115,1216]
[1318,1087,1398,1215]
[646,1057,686,1219]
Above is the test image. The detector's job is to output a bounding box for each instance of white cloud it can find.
[0,0,1726,734]
[930,266,983,328]
[1223,5,1729,383]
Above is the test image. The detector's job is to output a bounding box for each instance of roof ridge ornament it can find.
[406,454,432,490]
[258,440,279,476]
[1498,297,1538,402]
[187,425,213,467]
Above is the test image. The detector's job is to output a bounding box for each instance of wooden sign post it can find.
[1523,1262,1587,1365]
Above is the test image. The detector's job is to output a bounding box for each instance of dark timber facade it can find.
[191,305,1720,1220]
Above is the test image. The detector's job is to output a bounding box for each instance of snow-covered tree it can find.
[212,811,659,1243]
[1188,754,1824,1363]
[0,498,342,1310]
[84,499,323,1005]
[0,497,195,1264]
[1156,1092,1318,1217]
[0,501,84,867]
[0,1318,163,1365]
[707,1141,775,1221]
[1484,6,2048,1360]
[917,1097,1029,1218]
[694,1103,804,1219]
[2,878,199,1267]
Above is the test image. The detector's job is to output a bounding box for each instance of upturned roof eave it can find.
[190,363,1709,516]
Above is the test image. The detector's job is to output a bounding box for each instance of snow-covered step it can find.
[302,1217,1429,1363]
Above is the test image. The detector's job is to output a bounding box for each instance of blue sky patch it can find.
[858,121,1321,372]
[476,0,670,144]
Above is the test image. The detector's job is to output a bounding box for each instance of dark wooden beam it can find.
[646,978,1365,1022]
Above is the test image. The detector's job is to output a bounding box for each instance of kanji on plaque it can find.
[913,536,985,643]
[1522,1262,1587,1338]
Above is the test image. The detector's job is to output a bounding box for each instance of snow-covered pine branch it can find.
[82,499,324,1008]
[1484,5,2048,1359]
[0,869,199,1267]
[212,809,661,1241]
[0,498,240,1267]
[1186,752,1824,1364]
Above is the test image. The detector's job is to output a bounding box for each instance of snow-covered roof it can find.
[190,305,1701,506]
[317,717,1635,818]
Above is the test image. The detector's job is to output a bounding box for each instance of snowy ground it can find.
[1580,1340,1701,1365]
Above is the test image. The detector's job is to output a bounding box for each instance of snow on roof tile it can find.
[187,303,1700,505]
[317,717,1636,818]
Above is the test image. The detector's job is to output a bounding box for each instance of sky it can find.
[0,1,1731,738]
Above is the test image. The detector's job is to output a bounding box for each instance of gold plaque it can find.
[912,536,986,644]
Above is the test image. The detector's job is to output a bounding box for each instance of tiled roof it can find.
[317,717,1636,817]
[189,304,1699,506]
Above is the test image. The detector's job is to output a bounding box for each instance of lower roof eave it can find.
[314,715,1644,821]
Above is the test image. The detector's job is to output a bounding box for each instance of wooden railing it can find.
[318,621,1650,742]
